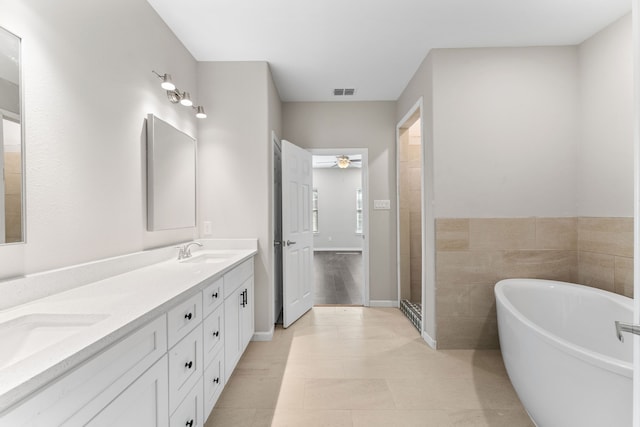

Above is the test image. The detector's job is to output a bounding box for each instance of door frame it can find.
[396,97,437,348]
[309,147,370,307]
[632,0,639,425]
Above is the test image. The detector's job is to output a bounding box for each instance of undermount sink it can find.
[0,313,109,370]
[180,252,236,264]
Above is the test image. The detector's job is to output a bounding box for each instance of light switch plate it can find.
[203,221,212,236]
[374,200,391,210]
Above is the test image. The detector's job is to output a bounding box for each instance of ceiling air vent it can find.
[333,88,356,96]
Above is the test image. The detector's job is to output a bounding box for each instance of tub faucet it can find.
[614,320,640,343]
[176,242,203,260]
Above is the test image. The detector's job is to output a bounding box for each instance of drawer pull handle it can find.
[185,361,193,369]
[184,312,193,320]
[212,292,219,299]
[186,420,194,427]
[213,377,220,384]
[213,330,219,337]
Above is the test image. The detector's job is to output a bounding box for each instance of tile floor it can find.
[205,307,534,427]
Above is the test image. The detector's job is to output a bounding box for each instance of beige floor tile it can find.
[215,376,285,409]
[304,378,396,410]
[269,409,353,427]
[448,409,534,426]
[211,308,530,426]
[283,359,346,379]
[352,409,452,427]
[205,408,257,427]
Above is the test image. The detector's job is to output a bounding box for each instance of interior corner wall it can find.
[282,101,397,302]
[397,52,436,341]
[197,61,274,335]
[0,0,198,280]
[312,167,363,250]
[577,13,633,217]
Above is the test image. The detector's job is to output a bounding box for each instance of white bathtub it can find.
[495,278,633,427]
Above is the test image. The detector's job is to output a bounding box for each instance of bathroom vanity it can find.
[0,240,257,427]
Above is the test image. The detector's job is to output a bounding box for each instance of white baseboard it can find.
[314,248,363,252]
[251,327,274,342]
[368,300,399,308]
[422,331,437,349]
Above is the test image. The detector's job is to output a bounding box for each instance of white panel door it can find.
[282,139,314,328]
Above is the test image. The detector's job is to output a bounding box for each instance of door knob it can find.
[286,240,296,246]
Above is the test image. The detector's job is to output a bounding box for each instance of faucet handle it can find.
[175,246,186,260]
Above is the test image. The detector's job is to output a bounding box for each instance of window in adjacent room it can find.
[312,188,318,233]
[355,188,363,234]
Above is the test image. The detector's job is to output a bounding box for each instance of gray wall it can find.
[283,101,397,303]
[197,61,281,337]
[312,167,363,250]
[0,0,198,280]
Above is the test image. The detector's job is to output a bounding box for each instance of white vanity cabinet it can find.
[223,259,254,380]
[0,254,255,427]
[0,316,169,427]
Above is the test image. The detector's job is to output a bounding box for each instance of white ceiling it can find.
[146,0,631,102]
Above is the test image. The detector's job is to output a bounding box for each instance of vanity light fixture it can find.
[152,71,206,119]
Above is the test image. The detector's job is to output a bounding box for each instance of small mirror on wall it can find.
[146,114,196,231]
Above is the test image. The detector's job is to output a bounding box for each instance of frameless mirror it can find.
[0,27,23,244]
[146,114,196,231]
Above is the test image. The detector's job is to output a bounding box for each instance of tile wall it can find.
[435,217,633,349]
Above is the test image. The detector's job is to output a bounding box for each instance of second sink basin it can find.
[0,313,109,370]
[180,252,236,264]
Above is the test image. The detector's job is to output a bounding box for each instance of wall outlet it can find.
[203,221,212,236]
[374,200,391,210]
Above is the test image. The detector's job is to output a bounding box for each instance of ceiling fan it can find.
[315,155,362,169]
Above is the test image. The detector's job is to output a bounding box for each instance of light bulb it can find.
[160,73,175,91]
[195,106,207,119]
[180,92,193,107]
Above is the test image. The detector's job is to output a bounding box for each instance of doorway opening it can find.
[310,149,369,306]
[397,112,423,330]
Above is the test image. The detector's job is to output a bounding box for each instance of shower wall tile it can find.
[614,256,634,298]
[578,217,633,257]
[578,251,615,292]
[500,250,577,283]
[434,216,633,350]
[535,217,577,250]
[469,218,536,250]
[435,219,469,251]
[436,316,498,349]
[436,251,502,286]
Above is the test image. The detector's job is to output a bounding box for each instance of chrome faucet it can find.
[614,320,640,343]
[176,242,203,260]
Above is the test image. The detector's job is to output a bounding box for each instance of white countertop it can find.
[0,246,257,413]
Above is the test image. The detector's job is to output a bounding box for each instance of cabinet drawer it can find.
[202,277,223,317]
[203,351,224,420]
[1,315,167,427]
[168,292,203,348]
[170,378,203,427]
[169,324,203,414]
[203,304,224,365]
[223,259,253,297]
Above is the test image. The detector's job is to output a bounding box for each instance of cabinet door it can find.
[203,304,224,366]
[169,324,203,414]
[223,287,242,380]
[240,277,254,351]
[203,350,224,419]
[80,355,169,427]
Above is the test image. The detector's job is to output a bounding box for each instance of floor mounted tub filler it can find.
[495,278,633,427]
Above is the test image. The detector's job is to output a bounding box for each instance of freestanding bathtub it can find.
[495,278,633,427]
